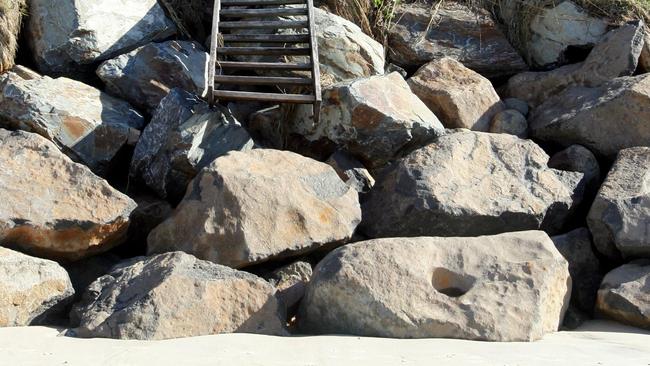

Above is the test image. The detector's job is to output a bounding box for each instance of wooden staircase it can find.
[206,0,321,122]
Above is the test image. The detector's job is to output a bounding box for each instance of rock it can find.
[639,27,650,72]
[503,98,530,116]
[0,70,144,174]
[97,41,208,113]
[290,72,445,168]
[26,0,176,76]
[549,145,601,192]
[388,2,527,78]
[0,129,137,261]
[489,109,528,138]
[265,261,313,312]
[299,231,571,341]
[325,151,375,193]
[312,8,384,86]
[551,228,602,314]
[70,252,286,339]
[407,58,505,131]
[148,149,361,268]
[526,1,609,68]
[596,260,650,330]
[530,75,650,158]
[123,196,173,256]
[130,89,254,202]
[506,21,645,108]
[0,247,74,327]
[361,131,584,238]
[64,254,121,302]
[229,8,384,87]
[588,147,650,260]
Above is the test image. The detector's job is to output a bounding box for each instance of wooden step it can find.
[216,61,312,70]
[221,34,310,43]
[220,8,307,18]
[214,90,315,103]
[219,20,308,29]
[217,46,311,55]
[221,0,306,6]
[215,75,312,86]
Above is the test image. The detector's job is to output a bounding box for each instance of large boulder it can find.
[595,260,650,330]
[312,8,384,86]
[0,70,143,173]
[407,58,504,131]
[299,231,571,341]
[26,0,176,76]
[70,252,286,339]
[506,21,645,108]
[290,72,445,168]
[361,131,584,238]
[388,2,527,78]
[0,129,137,261]
[529,75,650,159]
[0,247,74,327]
[551,228,602,314]
[148,149,361,268]
[130,89,254,202]
[97,41,208,113]
[588,147,650,261]
[522,1,609,68]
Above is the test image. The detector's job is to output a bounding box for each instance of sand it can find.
[1,320,648,365]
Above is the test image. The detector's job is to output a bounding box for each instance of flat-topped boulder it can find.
[299,231,571,341]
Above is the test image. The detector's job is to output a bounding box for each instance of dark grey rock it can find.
[130,88,254,202]
[596,260,650,330]
[326,151,375,193]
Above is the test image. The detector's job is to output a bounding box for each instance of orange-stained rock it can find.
[0,129,137,261]
[148,149,361,268]
[408,58,505,131]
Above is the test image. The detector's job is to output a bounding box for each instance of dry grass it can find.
[0,0,25,73]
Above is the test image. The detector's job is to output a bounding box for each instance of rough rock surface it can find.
[0,129,137,261]
[130,89,254,202]
[70,252,286,339]
[551,228,602,314]
[97,41,208,113]
[0,70,144,173]
[325,151,375,193]
[312,8,384,86]
[489,109,528,138]
[530,75,650,158]
[506,21,645,108]
[361,131,584,238]
[525,1,608,67]
[265,261,313,312]
[148,149,361,268]
[299,231,571,341]
[408,58,504,131]
[27,0,176,75]
[549,145,601,193]
[0,247,74,327]
[290,72,445,168]
[388,2,527,78]
[596,260,650,330]
[588,147,650,260]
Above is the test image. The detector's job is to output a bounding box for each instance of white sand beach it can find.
[1,320,648,366]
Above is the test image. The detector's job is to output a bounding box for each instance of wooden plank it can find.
[221,0,305,6]
[220,8,307,17]
[219,20,308,29]
[216,61,312,70]
[215,75,312,86]
[306,0,322,122]
[221,34,310,43]
[214,90,315,103]
[206,0,221,105]
[217,46,310,55]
